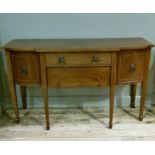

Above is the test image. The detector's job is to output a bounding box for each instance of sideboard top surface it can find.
[3,38,154,52]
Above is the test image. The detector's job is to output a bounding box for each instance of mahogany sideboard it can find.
[3,38,154,130]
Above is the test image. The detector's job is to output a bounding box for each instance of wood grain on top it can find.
[3,38,154,52]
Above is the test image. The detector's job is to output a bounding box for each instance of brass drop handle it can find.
[58,56,65,64]
[92,55,98,63]
[130,64,136,72]
[21,66,28,75]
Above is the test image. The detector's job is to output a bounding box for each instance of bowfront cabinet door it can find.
[11,52,40,85]
[117,49,146,83]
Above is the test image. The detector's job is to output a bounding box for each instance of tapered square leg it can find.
[40,53,50,130]
[109,52,116,129]
[6,51,19,123]
[130,84,137,108]
[139,49,150,121]
[139,82,146,121]
[42,86,50,130]
[109,85,115,129]
[20,86,27,109]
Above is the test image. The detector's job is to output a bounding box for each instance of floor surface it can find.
[0,106,155,140]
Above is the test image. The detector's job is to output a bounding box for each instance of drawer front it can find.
[117,50,146,83]
[47,67,110,87]
[11,52,40,84]
[45,53,111,67]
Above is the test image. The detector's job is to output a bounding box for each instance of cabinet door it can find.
[117,50,146,83]
[11,52,40,85]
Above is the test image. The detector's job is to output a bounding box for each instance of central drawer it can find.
[47,67,110,87]
[45,53,111,67]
